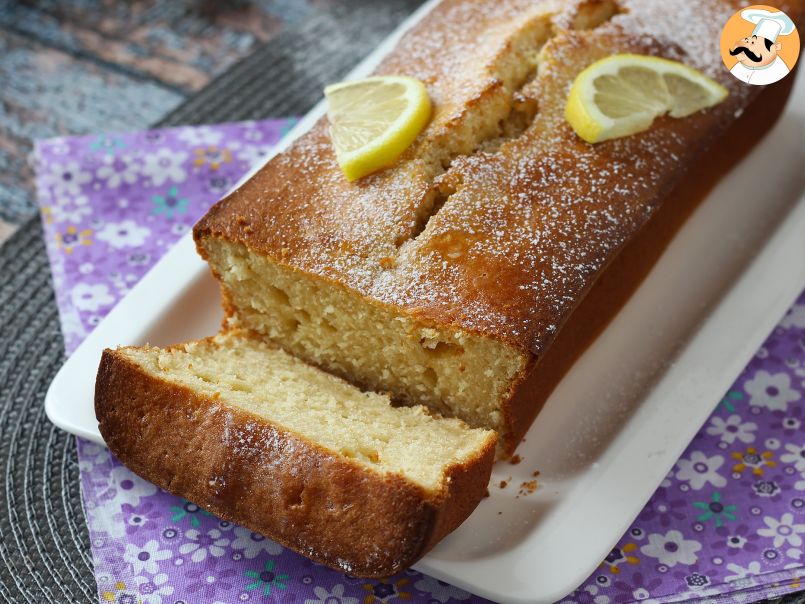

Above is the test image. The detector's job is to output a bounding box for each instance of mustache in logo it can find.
[730,46,763,62]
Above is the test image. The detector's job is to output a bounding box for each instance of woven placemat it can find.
[0,2,421,601]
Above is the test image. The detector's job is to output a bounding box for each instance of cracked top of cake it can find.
[194,0,800,355]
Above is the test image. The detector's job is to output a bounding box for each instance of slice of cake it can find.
[95,331,495,576]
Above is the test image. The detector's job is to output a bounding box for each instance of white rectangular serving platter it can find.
[46,1,805,602]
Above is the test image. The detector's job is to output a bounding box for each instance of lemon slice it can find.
[324,76,432,181]
[565,54,728,144]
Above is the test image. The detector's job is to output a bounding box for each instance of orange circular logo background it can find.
[720,5,800,81]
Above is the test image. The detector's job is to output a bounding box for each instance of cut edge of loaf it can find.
[195,235,529,453]
[94,332,496,577]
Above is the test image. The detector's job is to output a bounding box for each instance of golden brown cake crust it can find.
[95,348,496,577]
[195,0,805,356]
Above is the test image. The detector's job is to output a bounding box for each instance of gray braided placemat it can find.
[0,222,95,603]
[0,2,420,601]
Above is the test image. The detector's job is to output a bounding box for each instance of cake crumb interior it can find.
[207,240,526,439]
[123,332,493,491]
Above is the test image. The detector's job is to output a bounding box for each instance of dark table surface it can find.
[0,0,338,235]
[1,2,804,603]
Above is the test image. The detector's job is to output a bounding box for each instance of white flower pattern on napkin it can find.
[675,452,727,490]
[71,283,114,312]
[745,370,801,411]
[757,513,805,548]
[304,584,358,604]
[780,442,805,471]
[124,540,172,574]
[96,220,151,248]
[178,528,231,563]
[230,526,283,558]
[42,160,92,196]
[640,530,701,566]
[706,415,757,444]
[141,148,188,186]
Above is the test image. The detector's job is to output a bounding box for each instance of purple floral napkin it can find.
[34,121,805,604]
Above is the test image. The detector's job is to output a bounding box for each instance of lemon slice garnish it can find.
[324,76,432,181]
[565,54,728,144]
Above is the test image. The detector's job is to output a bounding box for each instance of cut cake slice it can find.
[95,331,496,577]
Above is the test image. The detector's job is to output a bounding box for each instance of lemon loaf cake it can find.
[95,331,495,576]
[194,0,804,453]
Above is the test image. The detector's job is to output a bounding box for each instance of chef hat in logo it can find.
[741,8,796,42]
